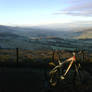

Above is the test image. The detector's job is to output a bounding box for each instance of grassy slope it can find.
[75,29,92,39]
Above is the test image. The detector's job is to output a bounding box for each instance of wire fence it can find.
[0,48,92,67]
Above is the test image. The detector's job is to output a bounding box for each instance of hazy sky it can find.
[0,0,92,26]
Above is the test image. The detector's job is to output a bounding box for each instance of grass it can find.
[0,49,92,92]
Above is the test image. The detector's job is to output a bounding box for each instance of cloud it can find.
[54,0,92,16]
[67,0,92,4]
[54,10,92,16]
[65,2,92,11]
[67,0,85,3]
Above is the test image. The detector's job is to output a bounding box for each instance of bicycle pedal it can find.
[60,76,65,80]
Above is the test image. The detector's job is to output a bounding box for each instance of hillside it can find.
[74,28,92,39]
[0,25,92,50]
[1,25,92,39]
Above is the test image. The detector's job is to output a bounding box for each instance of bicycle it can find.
[47,52,82,87]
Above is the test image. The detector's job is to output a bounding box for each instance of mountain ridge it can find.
[0,25,92,49]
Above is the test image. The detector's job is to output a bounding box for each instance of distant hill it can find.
[0,25,73,39]
[0,25,92,39]
[0,25,92,50]
[74,28,92,39]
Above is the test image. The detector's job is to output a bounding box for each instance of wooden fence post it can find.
[52,50,55,62]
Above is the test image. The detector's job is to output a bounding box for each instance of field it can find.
[0,49,92,92]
